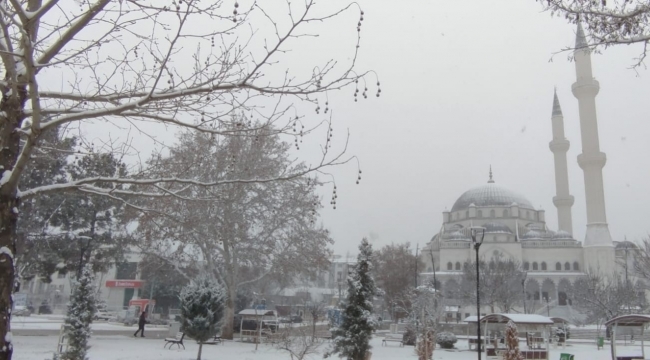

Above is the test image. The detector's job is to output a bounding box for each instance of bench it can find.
[204,335,222,345]
[468,338,488,350]
[315,331,332,341]
[164,332,185,349]
[520,350,547,359]
[381,335,404,347]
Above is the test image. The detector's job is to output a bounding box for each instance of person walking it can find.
[134,311,146,337]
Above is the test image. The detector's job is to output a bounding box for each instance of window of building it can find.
[564,262,570,271]
[541,262,547,271]
[523,262,530,270]
[532,262,538,270]
[490,209,495,218]
[477,210,483,218]
[573,262,580,271]
[555,262,561,271]
[447,262,453,271]
[455,262,461,270]
[503,209,509,217]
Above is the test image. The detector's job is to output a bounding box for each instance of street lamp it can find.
[521,272,527,314]
[470,226,486,360]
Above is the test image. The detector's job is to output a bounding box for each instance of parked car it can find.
[94,311,114,321]
[290,315,303,323]
[278,317,291,324]
[13,306,31,317]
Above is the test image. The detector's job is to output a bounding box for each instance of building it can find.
[419,24,632,318]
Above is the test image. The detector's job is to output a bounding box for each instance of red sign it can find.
[105,280,144,288]
[129,299,155,308]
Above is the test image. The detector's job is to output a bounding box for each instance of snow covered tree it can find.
[179,276,225,360]
[374,243,422,323]
[0,1,377,357]
[410,286,444,360]
[538,0,650,67]
[503,320,524,360]
[61,264,97,360]
[326,238,376,360]
[138,126,333,339]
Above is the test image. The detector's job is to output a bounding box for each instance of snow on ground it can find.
[12,334,648,360]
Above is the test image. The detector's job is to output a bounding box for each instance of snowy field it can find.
[12,334,647,360]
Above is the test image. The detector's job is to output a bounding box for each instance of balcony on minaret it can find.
[577,152,606,170]
[571,79,600,98]
[549,139,570,153]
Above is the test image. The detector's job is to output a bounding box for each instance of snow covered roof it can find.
[550,317,572,325]
[238,309,276,317]
[604,314,650,327]
[451,183,534,211]
[464,313,553,325]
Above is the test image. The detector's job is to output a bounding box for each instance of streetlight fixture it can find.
[470,226,486,360]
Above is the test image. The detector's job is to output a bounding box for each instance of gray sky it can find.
[67,0,650,257]
[312,0,650,255]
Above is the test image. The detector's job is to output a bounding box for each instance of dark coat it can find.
[138,312,146,327]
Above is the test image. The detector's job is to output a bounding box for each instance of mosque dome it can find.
[553,230,573,240]
[451,183,534,211]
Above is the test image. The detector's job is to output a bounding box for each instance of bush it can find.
[402,326,416,346]
[435,331,457,349]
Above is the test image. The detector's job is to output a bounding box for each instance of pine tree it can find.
[179,276,225,360]
[61,264,97,360]
[503,320,524,360]
[326,238,376,360]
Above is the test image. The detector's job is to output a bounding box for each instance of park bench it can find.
[204,334,222,345]
[468,337,488,350]
[381,334,404,347]
[164,332,185,349]
[315,331,332,341]
[520,350,547,359]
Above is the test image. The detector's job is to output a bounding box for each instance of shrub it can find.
[435,331,457,349]
[402,326,416,346]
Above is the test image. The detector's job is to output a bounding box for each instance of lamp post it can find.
[544,295,550,317]
[521,272,527,314]
[470,226,486,360]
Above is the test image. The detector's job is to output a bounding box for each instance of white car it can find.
[13,306,31,317]
[94,311,114,321]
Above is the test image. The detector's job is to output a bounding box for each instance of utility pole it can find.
[415,243,419,288]
[428,249,437,290]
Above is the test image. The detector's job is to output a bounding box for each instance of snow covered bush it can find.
[503,320,523,360]
[179,275,225,360]
[325,238,376,360]
[61,264,97,360]
[435,332,457,349]
[402,325,416,346]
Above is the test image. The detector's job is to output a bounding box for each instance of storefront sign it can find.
[105,280,144,288]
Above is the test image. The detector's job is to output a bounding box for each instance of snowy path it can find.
[12,334,645,360]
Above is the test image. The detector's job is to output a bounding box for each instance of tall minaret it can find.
[549,90,574,235]
[571,23,615,272]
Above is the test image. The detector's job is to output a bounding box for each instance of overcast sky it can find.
[67,0,650,257]
[309,0,650,256]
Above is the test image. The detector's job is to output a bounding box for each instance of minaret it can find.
[571,23,615,272]
[549,90,574,235]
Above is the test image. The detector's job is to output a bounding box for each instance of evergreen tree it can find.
[179,276,225,360]
[504,320,523,360]
[326,238,376,360]
[61,264,97,360]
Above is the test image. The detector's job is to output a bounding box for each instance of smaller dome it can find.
[483,222,512,234]
[442,231,471,241]
[553,230,573,240]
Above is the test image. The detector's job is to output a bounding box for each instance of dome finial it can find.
[488,165,495,183]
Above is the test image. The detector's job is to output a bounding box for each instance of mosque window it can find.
[466,210,469,218]
[523,262,530,270]
[564,262,570,271]
[541,262,547,271]
[503,209,509,217]
[532,262,538,270]
[490,209,495,218]
[455,262,461,270]
[555,262,561,271]
[447,262,453,271]
[573,262,580,271]
[477,210,483,218]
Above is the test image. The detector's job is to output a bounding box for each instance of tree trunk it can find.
[220,282,236,340]
[0,197,18,360]
[0,88,27,360]
[197,342,203,360]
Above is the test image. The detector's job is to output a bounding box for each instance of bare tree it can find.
[0,1,377,358]
[460,252,525,313]
[374,242,422,323]
[276,326,324,360]
[537,0,650,67]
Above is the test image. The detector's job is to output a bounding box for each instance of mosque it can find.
[419,24,635,319]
